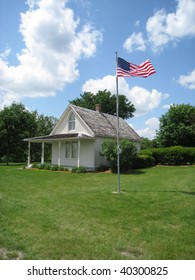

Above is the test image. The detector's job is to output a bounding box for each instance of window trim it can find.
[65,141,77,159]
[68,112,75,131]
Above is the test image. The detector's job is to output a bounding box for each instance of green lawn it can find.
[0,165,194,260]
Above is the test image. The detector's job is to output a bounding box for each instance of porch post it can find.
[58,141,61,166]
[27,141,31,166]
[77,139,81,167]
[41,142,45,165]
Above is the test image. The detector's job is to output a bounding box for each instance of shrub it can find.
[64,168,69,172]
[101,139,137,173]
[96,165,110,172]
[141,146,195,165]
[31,163,38,168]
[132,155,155,169]
[37,164,46,169]
[58,166,65,171]
[71,166,86,173]
[45,165,51,170]
[50,165,59,171]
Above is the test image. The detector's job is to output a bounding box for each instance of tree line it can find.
[0,90,194,164]
[71,90,195,148]
[0,103,58,164]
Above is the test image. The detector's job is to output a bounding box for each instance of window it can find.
[65,142,77,158]
[65,142,71,158]
[71,142,77,158]
[68,112,75,131]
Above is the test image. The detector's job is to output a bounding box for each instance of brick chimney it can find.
[95,104,102,113]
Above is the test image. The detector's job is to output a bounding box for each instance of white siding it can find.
[51,142,58,165]
[79,140,95,169]
[94,137,109,168]
[52,140,95,169]
[52,141,77,167]
[52,107,93,136]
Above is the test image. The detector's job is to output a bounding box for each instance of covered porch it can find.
[23,133,95,169]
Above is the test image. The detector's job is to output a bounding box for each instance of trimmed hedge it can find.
[132,155,155,169]
[141,146,195,165]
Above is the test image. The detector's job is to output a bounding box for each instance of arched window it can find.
[68,112,75,131]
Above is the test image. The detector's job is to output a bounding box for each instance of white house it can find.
[24,104,141,170]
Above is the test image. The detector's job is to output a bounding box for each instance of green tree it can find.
[156,104,195,147]
[101,139,137,173]
[31,113,58,162]
[35,114,58,136]
[70,90,135,119]
[0,103,58,164]
[141,137,160,149]
[0,103,37,164]
[141,137,153,149]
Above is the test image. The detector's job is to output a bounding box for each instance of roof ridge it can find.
[70,103,122,119]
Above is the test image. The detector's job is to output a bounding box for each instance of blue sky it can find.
[0,0,195,139]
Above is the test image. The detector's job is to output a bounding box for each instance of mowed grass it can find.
[0,165,194,260]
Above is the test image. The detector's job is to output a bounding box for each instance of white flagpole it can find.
[116,51,120,193]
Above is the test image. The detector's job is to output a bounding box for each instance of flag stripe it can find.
[117,57,156,78]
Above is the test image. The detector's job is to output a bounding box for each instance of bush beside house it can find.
[101,139,138,173]
[102,140,195,173]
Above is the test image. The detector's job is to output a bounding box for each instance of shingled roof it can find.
[24,104,141,143]
[71,104,141,142]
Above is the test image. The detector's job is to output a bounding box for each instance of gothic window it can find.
[68,112,75,131]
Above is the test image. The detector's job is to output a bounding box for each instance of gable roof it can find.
[24,104,141,143]
[71,104,141,142]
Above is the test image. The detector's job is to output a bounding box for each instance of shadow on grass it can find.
[126,190,195,196]
[122,170,146,175]
[0,163,25,166]
[179,191,195,196]
[129,170,146,175]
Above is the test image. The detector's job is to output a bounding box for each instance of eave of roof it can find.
[23,133,94,143]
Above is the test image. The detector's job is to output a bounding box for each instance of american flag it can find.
[117,57,156,78]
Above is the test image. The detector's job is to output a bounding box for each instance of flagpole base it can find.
[112,191,125,194]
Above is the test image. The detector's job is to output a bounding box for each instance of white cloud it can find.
[0,0,102,109]
[177,69,195,89]
[82,75,168,117]
[136,127,154,139]
[0,47,11,62]
[147,0,195,52]
[123,32,147,53]
[127,87,167,117]
[26,0,39,10]
[136,117,160,139]
[82,75,117,94]
[124,0,195,53]
[162,103,173,109]
[145,117,160,128]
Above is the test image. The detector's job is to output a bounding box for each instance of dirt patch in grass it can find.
[121,246,144,259]
[0,247,24,260]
